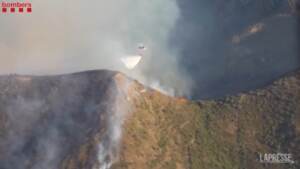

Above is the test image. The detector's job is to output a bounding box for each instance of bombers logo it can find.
[1,1,32,13]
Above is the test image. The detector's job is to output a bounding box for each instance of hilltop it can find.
[0,69,299,169]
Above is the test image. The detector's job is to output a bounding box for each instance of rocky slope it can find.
[0,69,299,169]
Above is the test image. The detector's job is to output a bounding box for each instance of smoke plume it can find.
[0,1,192,169]
[0,0,191,96]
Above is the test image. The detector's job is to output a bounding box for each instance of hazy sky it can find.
[0,0,179,74]
[0,0,299,98]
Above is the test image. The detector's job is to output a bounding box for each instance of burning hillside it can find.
[0,70,130,169]
[0,69,299,169]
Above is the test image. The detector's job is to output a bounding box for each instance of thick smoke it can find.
[0,0,191,96]
[0,72,129,169]
[0,1,190,169]
[97,75,131,169]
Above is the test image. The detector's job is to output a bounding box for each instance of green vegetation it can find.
[118,71,300,169]
[0,70,299,169]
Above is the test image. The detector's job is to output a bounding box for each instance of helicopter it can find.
[121,43,146,70]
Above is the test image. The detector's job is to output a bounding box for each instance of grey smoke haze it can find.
[0,1,188,168]
[97,75,131,169]
[0,71,124,169]
[1,0,299,99]
[0,0,191,96]
[0,1,300,169]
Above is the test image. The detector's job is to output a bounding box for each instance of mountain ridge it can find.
[0,69,299,169]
